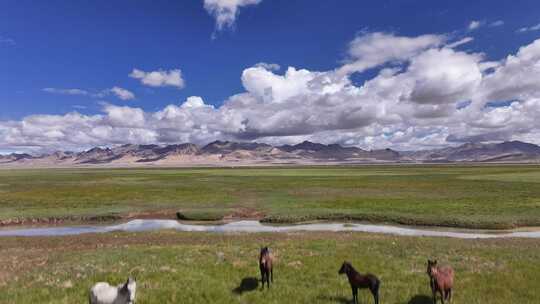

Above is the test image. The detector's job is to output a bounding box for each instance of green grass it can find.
[461,171,540,183]
[1,165,540,228]
[0,231,538,303]
[176,209,230,221]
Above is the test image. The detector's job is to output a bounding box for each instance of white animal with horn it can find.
[89,277,136,304]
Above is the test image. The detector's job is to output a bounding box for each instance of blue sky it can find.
[1,0,540,152]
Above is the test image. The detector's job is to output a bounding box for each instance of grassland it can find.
[0,231,538,303]
[1,165,540,228]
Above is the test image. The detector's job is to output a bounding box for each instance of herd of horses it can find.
[88,247,454,304]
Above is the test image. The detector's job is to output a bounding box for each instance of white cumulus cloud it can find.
[43,88,89,96]
[129,68,185,88]
[517,23,540,33]
[254,62,280,71]
[203,0,262,31]
[446,37,474,48]
[338,32,445,75]
[4,34,540,152]
[468,20,482,30]
[490,20,504,27]
[109,86,135,100]
[0,36,16,46]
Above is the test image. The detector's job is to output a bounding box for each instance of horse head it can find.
[339,261,351,274]
[260,247,271,266]
[427,259,438,276]
[121,277,137,304]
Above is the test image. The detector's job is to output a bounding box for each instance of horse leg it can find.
[260,268,265,289]
[439,289,445,304]
[371,290,378,304]
[353,287,359,304]
[270,267,273,283]
[371,288,379,304]
[267,270,270,288]
[432,288,437,304]
[446,289,452,303]
[372,280,380,304]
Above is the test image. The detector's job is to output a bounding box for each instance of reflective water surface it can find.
[1,219,540,239]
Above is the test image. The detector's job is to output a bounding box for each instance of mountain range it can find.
[1,140,540,167]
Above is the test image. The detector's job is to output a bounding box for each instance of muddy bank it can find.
[1,209,536,231]
[0,208,265,228]
[0,209,180,227]
[0,214,123,227]
[260,214,532,230]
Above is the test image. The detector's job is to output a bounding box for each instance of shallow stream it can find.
[1,219,540,239]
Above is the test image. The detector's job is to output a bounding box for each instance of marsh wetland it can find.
[1,165,539,303]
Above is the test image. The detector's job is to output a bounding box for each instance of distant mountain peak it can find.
[1,140,540,167]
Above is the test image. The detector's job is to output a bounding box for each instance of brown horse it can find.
[259,247,273,289]
[338,261,380,304]
[427,260,454,304]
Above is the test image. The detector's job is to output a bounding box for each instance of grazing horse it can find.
[89,277,136,304]
[338,261,380,304]
[427,260,454,304]
[259,247,274,289]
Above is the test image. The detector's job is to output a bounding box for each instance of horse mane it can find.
[260,247,269,259]
[119,282,129,294]
[345,262,360,275]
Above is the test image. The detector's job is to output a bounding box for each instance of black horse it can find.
[338,261,380,304]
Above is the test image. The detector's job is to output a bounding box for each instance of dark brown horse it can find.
[338,261,380,304]
[259,247,274,289]
[427,260,454,304]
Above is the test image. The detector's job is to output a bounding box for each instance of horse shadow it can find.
[232,277,259,295]
[319,294,432,304]
[316,295,353,304]
[406,294,432,304]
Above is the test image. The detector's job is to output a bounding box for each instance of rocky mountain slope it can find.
[402,141,540,162]
[1,140,539,167]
